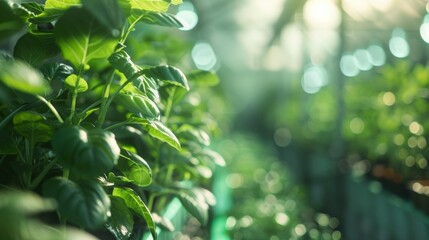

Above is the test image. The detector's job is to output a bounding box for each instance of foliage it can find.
[216,134,342,239]
[0,0,222,239]
[344,61,429,180]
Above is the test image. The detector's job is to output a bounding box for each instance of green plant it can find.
[344,61,429,181]
[0,0,223,239]
[216,134,342,240]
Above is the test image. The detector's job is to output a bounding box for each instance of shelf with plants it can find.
[344,61,429,207]
[0,0,224,239]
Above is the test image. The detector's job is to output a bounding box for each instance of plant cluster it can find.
[0,0,223,239]
[344,62,429,181]
[217,134,342,240]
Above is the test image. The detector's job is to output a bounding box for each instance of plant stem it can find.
[79,99,103,116]
[163,87,176,123]
[36,95,64,123]
[63,168,69,179]
[96,70,115,128]
[68,65,84,124]
[147,193,159,211]
[120,16,144,45]
[97,72,141,128]
[29,159,57,190]
[104,121,131,131]
[0,104,26,130]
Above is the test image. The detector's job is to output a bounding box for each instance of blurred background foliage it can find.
[176,0,429,239]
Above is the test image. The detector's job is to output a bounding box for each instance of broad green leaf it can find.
[55,7,119,69]
[117,0,132,16]
[20,2,44,16]
[115,92,160,120]
[31,0,80,23]
[109,51,141,78]
[40,62,73,82]
[82,0,126,37]
[177,188,209,225]
[118,151,152,187]
[198,148,226,167]
[13,111,53,143]
[196,165,212,178]
[106,196,134,240]
[112,187,157,240]
[65,74,88,92]
[43,177,110,230]
[10,2,37,21]
[186,70,219,87]
[0,60,51,95]
[152,213,174,232]
[0,1,24,41]
[140,12,183,28]
[13,33,59,67]
[40,62,73,97]
[52,126,120,177]
[142,65,189,90]
[109,50,160,102]
[129,0,170,12]
[199,188,216,206]
[130,117,181,150]
[177,125,210,146]
[0,191,55,215]
[0,191,57,240]
[170,0,182,5]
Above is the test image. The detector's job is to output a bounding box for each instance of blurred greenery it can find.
[216,134,342,240]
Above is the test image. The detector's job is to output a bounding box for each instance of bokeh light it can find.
[389,28,410,58]
[301,65,328,93]
[192,42,218,71]
[340,54,360,77]
[176,2,198,31]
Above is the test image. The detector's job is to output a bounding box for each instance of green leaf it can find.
[55,7,119,69]
[106,196,134,240]
[186,70,219,86]
[115,92,160,120]
[170,0,182,5]
[152,213,174,232]
[52,126,120,177]
[130,117,181,150]
[0,191,55,215]
[13,33,59,67]
[0,60,51,95]
[0,1,25,41]
[20,2,44,16]
[177,188,209,225]
[31,0,80,23]
[109,50,160,102]
[118,151,152,187]
[82,0,126,37]
[65,74,88,92]
[40,62,74,82]
[140,12,183,28]
[112,187,157,240]
[198,148,226,167]
[109,51,141,79]
[40,62,73,97]
[13,111,54,143]
[142,65,189,90]
[43,177,111,230]
[177,125,210,146]
[0,191,58,240]
[129,0,170,12]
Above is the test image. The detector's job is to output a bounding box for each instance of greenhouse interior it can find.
[2,0,429,239]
